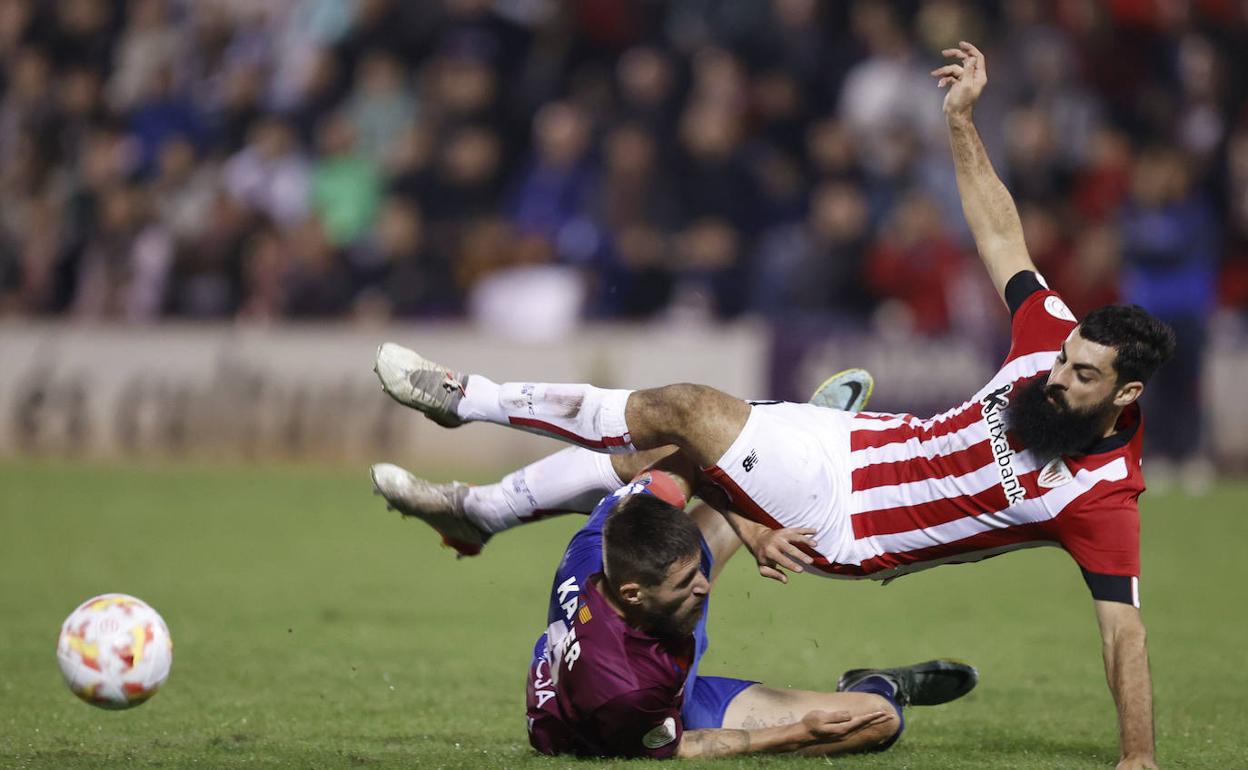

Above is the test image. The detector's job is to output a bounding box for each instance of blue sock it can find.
[848,675,905,751]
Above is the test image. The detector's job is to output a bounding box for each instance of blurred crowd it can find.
[0,0,1246,340]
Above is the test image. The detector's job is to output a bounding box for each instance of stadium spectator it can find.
[309,110,381,246]
[413,126,502,283]
[0,0,1243,448]
[864,190,968,335]
[1119,146,1218,490]
[343,50,418,167]
[349,195,458,320]
[107,0,179,114]
[223,116,309,228]
[592,122,680,317]
[1223,127,1248,308]
[125,64,204,179]
[508,100,598,263]
[671,94,754,318]
[70,183,172,321]
[751,179,871,318]
[283,215,353,319]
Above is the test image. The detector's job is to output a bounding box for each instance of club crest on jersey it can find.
[1037,457,1074,489]
[1044,295,1076,322]
[980,384,1027,505]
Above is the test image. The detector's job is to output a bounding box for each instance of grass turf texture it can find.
[0,462,1243,770]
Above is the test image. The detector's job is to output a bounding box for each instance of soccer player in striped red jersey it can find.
[374,43,1170,770]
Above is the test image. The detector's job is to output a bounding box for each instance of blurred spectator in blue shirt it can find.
[1120,146,1217,486]
[508,100,600,266]
[752,179,871,320]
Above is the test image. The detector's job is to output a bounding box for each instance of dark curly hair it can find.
[1078,305,1177,385]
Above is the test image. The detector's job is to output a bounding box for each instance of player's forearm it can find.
[945,111,1033,294]
[1102,625,1156,764]
[675,724,808,759]
[720,510,767,551]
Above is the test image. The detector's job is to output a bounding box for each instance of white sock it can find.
[463,448,625,534]
[456,377,636,453]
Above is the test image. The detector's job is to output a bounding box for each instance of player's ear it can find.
[1113,380,1143,408]
[615,581,644,607]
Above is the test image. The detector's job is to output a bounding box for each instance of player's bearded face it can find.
[1007,375,1118,457]
[637,556,707,638]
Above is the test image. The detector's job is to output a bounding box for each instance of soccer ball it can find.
[56,593,173,709]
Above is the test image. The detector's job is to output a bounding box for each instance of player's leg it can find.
[714,683,899,755]
[713,659,978,756]
[465,447,679,533]
[374,343,748,467]
[370,447,682,556]
[377,365,879,546]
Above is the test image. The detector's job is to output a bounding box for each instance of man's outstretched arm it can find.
[676,709,893,759]
[933,41,1039,301]
[1095,600,1158,770]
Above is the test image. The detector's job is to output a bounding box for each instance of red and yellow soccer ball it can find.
[56,593,173,709]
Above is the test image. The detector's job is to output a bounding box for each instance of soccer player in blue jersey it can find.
[371,373,978,759]
[374,462,978,759]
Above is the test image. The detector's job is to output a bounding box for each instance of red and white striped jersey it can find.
[821,288,1144,584]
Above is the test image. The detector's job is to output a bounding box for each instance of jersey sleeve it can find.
[1080,569,1139,607]
[591,688,685,759]
[1003,271,1079,364]
[1056,489,1141,604]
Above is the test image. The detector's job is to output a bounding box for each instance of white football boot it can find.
[373,343,467,428]
[370,463,489,557]
[809,368,874,413]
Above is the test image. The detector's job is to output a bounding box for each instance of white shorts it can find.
[702,402,858,574]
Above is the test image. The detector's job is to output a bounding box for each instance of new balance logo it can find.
[742,450,759,472]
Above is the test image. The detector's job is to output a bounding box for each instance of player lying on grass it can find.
[373,42,1172,770]
[373,461,978,759]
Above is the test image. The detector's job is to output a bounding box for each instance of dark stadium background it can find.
[1,2,1245,768]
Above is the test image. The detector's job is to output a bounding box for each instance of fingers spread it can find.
[759,565,788,584]
[772,553,804,573]
[784,543,814,565]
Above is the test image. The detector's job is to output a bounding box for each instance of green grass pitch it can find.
[1,462,1244,769]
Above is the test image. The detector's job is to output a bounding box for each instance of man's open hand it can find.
[799,709,895,744]
[753,526,817,583]
[932,41,988,117]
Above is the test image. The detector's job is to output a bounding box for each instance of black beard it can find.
[1006,375,1117,458]
[636,601,702,639]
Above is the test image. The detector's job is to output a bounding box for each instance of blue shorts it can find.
[531,487,756,730]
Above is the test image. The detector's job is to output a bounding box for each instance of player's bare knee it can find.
[628,384,711,443]
[628,384,747,454]
[862,694,903,747]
